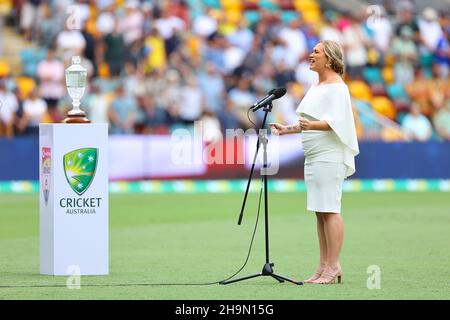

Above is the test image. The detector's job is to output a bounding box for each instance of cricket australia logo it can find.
[63,148,98,195]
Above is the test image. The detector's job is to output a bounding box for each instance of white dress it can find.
[296,83,359,213]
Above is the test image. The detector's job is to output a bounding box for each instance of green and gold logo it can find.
[63,148,98,195]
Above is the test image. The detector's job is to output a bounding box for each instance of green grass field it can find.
[0,191,449,299]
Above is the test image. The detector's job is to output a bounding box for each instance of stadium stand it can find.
[0,0,448,142]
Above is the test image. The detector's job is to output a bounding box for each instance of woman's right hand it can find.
[269,123,288,136]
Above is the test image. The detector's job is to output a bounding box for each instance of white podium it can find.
[39,124,109,275]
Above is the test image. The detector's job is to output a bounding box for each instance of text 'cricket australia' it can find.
[59,197,102,214]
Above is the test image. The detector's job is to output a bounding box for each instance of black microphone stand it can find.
[220,102,303,286]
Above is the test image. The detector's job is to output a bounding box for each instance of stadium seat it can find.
[243,0,259,10]
[224,9,242,23]
[354,100,380,139]
[393,100,410,113]
[279,0,295,10]
[370,84,387,97]
[383,53,396,67]
[371,96,396,120]
[380,127,405,141]
[244,10,261,25]
[381,66,395,84]
[204,0,222,9]
[221,0,242,10]
[0,59,10,77]
[396,111,408,124]
[16,76,36,99]
[367,48,380,65]
[260,0,278,10]
[363,66,383,85]
[294,0,321,23]
[20,47,47,77]
[348,80,372,102]
[386,83,409,101]
[281,11,300,23]
[97,62,110,78]
[419,51,434,69]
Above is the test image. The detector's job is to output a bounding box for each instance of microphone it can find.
[251,87,287,112]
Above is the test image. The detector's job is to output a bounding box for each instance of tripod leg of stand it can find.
[270,274,284,283]
[271,273,303,285]
[220,273,262,285]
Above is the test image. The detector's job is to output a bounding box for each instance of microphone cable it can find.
[247,107,258,128]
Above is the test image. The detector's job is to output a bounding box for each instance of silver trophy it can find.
[63,56,90,123]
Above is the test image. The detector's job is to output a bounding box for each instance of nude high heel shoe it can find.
[314,267,343,284]
[304,266,326,283]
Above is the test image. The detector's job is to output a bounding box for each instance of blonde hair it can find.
[320,40,345,76]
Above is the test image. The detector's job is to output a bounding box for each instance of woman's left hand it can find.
[299,117,313,131]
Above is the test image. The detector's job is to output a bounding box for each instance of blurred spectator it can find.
[418,7,443,52]
[84,83,109,124]
[342,15,370,78]
[278,20,308,69]
[240,37,265,73]
[178,76,203,124]
[391,27,417,85]
[295,53,319,90]
[96,4,115,36]
[37,48,65,112]
[270,38,296,69]
[103,20,125,76]
[203,33,226,73]
[228,78,256,129]
[272,82,303,124]
[154,6,186,40]
[226,19,254,54]
[252,64,276,95]
[274,61,296,88]
[0,79,19,138]
[367,6,393,54]
[19,88,48,135]
[216,97,240,133]
[159,69,182,113]
[223,40,246,74]
[405,69,431,116]
[144,28,167,72]
[12,87,26,135]
[302,25,320,54]
[434,27,450,79]
[37,2,60,48]
[80,22,97,75]
[199,110,222,143]
[167,0,190,25]
[56,24,86,62]
[395,1,420,42]
[108,85,137,134]
[193,7,218,38]
[20,0,44,41]
[320,14,344,45]
[119,0,144,46]
[401,103,432,141]
[433,101,450,140]
[0,0,449,142]
[135,95,167,134]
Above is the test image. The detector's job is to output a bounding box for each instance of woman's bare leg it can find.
[322,212,344,268]
[304,212,328,282]
[313,212,344,284]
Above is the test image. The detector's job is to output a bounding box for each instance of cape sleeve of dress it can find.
[297,84,360,177]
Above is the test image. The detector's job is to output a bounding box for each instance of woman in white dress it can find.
[270,40,359,284]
